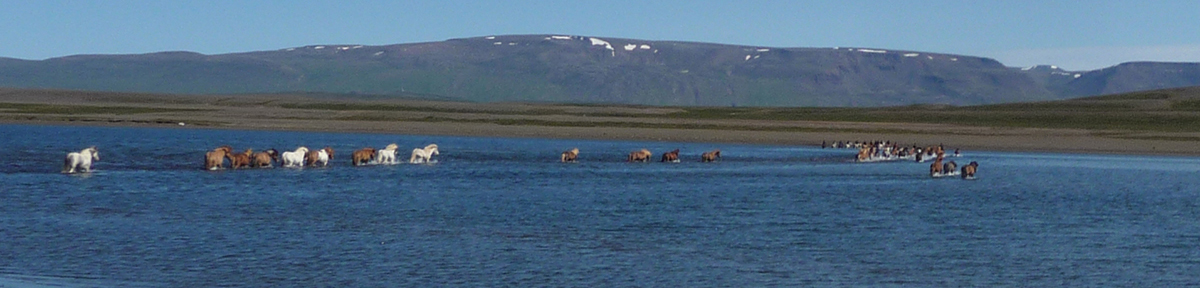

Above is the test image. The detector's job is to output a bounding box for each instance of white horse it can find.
[281,147,309,167]
[374,143,399,164]
[63,146,99,174]
[409,144,439,164]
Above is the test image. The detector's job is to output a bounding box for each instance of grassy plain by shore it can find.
[2,87,1199,156]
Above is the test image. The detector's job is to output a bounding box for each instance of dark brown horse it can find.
[660,149,680,162]
[251,148,279,168]
[961,161,979,179]
[352,147,376,166]
[204,146,233,170]
[628,149,652,162]
[229,149,253,169]
[701,149,721,162]
[561,148,579,163]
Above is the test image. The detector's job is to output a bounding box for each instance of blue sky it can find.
[1,0,1197,70]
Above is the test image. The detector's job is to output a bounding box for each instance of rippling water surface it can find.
[2,124,1200,287]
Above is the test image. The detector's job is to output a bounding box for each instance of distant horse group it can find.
[831,139,981,179]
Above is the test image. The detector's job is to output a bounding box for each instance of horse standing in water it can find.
[229,149,254,169]
[352,147,376,166]
[205,146,233,170]
[660,149,680,162]
[561,148,579,163]
[306,147,334,167]
[701,149,721,162]
[627,149,652,162]
[62,146,99,174]
[929,156,944,177]
[374,143,399,164]
[961,161,979,179]
[251,149,279,168]
[281,147,309,168]
[410,144,439,164]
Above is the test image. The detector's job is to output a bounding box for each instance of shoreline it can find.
[6,118,1199,157]
[2,88,1198,157]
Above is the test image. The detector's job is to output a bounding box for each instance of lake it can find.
[2,124,1199,287]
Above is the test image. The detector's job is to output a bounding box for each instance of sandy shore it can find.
[2,89,1199,156]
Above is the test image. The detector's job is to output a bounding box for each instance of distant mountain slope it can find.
[1,35,1199,107]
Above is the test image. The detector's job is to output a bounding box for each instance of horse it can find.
[961,161,979,179]
[352,147,376,166]
[410,144,439,164]
[229,149,253,169]
[281,147,309,167]
[930,156,944,177]
[62,146,99,174]
[306,147,334,167]
[628,149,652,162]
[944,161,958,176]
[374,143,399,164]
[205,146,233,170]
[660,149,680,162]
[252,148,279,168]
[701,149,721,162]
[561,148,579,163]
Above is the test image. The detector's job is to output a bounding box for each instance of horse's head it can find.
[386,143,399,150]
[297,147,309,154]
[713,150,721,157]
[243,149,254,156]
[670,149,680,155]
[88,146,99,160]
[569,148,579,155]
[969,161,979,167]
[324,147,334,158]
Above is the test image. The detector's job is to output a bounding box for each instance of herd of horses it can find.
[830,140,980,179]
[558,148,720,163]
[199,144,439,170]
[60,141,978,179]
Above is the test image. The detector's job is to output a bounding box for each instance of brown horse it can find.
[701,149,721,162]
[204,146,233,170]
[306,147,335,167]
[561,148,579,163]
[930,155,944,177]
[628,149,652,162]
[229,149,253,169]
[961,161,979,179]
[352,147,376,166]
[660,149,680,162]
[252,148,279,168]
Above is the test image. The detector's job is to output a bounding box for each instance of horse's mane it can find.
[425,144,438,150]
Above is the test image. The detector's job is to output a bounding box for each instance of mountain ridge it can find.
[2,34,1199,107]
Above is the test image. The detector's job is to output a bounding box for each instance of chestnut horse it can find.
[352,147,376,166]
[660,149,680,162]
[701,149,721,162]
[306,147,334,167]
[929,156,944,177]
[229,149,253,169]
[252,149,279,168]
[205,146,233,170]
[628,149,652,162]
[961,161,979,179]
[561,148,579,163]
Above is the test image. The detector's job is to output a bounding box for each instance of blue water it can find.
[2,124,1200,287]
